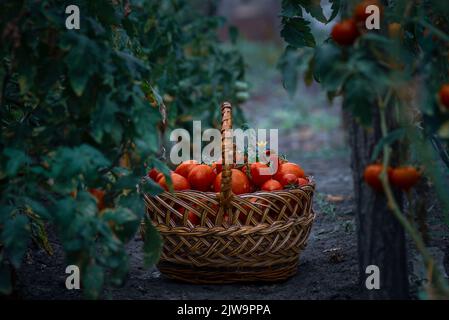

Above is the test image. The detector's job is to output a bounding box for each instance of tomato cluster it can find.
[149,157,308,194]
[148,156,309,224]
[364,164,421,192]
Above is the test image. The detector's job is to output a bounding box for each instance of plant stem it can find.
[378,105,449,298]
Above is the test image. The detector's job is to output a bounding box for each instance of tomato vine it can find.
[279,0,449,297]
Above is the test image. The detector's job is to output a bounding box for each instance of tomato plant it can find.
[0,0,247,298]
[279,0,449,298]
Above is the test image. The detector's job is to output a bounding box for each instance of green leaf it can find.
[278,46,314,96]
[83,263,104,299]
[50,145,110,184]
[228,25,239,44]
[1,215,30,268]
[281,17,316,48]
[115,174,138,190]
[281,0,302,18]
[24,197,50,219]
[298,0,327,23]
[103,207,140,243]
[117,192,144,219]
[313,43,349,91]
[3,148,30,177]
[0,263,12,295]
[141,177,164,196]
[142,218,162,268]
[63,34,99,96]
[343,76,374,126]
[328,0,341,22]
[371,129,406,162]
[91,93,121,144]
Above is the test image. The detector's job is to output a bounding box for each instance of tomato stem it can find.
[378,101,449,298]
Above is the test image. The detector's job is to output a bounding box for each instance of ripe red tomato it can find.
[354,0,382,24]
[175,206,199,225]
[297,177,309,187]
[331,19,360,46]
[259,151,285,174]
[188,164,216,192]
[158,172,190,191]
[249,162,272,186]
[273,162,305,181]
[279,173,298,187]
[187,210,200,225]
[213,169,251,195]
[155,172,164,182]
[89,188,106,211]
[212,158,223,174]
[364,164,392,191]
[439,84,449,109]
[174,160,198,178]
[261,179,283,191]
[148,168,160,181]
[390,166,420,191]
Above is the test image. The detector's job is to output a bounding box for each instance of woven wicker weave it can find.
[143,102,315,283]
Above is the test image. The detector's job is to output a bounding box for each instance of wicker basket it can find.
[143,102,315,283]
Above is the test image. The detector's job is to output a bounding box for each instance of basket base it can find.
[157,261,299,284]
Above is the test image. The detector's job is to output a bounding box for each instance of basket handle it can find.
[219,102,233,209]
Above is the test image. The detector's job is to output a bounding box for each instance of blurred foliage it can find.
[0,0,247,298]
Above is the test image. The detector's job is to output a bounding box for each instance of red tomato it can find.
[213,169,251,195]
[89,188,106,211]
[249,162,272,186]
[273,162,305,181]
[212,158,223,174]
[439,84,449,109]
[279,173,298,187]
[148,168,160,181]
[188,164,216,192]
[331,19,360,46]
[174,160,198,178]
[297,177,309,187]
[187,210,200,225]
[158,172,190,191]
[364,164,392,191]
[261,179,283,191]
[155,172,164,182]
[390,166,420,191]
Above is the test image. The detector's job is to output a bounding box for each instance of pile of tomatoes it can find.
[148,156,309,195]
